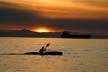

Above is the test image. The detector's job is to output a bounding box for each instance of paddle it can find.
[44,43,50,51]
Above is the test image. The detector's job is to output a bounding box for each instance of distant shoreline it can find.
[0,29,108,39]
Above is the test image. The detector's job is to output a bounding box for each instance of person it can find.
[39,43,50,55]
[39,46,46,55]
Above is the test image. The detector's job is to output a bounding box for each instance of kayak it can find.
[24,51,63,55]
[0,51,63,55]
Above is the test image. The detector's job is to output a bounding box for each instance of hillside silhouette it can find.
[0,29,61,38]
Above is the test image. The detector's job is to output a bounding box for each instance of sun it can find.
[34,28,49,32]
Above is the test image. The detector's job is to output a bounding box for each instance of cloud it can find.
[0,9,41,22]
[1,0,108,19]
[0,1,108,34]
[44,19,108,32]
[0,7,43,26]
[0,1,18,7]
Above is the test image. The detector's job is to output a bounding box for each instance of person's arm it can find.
[44,48,46,51]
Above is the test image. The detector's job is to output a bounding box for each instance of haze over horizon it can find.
[0,0,108,35]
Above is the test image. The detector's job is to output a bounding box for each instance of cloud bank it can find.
[0,1,108,34]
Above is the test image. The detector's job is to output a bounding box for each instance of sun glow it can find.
[34,28,49,32]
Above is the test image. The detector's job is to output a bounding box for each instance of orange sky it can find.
[1,0,108,19]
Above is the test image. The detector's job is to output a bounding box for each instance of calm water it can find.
[0,37,108,72]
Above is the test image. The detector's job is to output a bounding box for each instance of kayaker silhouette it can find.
[39,43,50,55]
[39,46,45,55]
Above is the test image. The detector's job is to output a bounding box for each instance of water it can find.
[0,37,108,72]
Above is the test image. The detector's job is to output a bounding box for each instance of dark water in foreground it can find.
[0,37,108,72]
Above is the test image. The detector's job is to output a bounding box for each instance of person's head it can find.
[42,46,44,49]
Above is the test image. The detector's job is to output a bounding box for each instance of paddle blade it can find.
[46,43,50,47]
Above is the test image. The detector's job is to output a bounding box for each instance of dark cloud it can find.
[0,1,43,26]
[0,8,42,24]
[44,19,108,32]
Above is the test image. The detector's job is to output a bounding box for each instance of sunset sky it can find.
[0,0,108,34]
